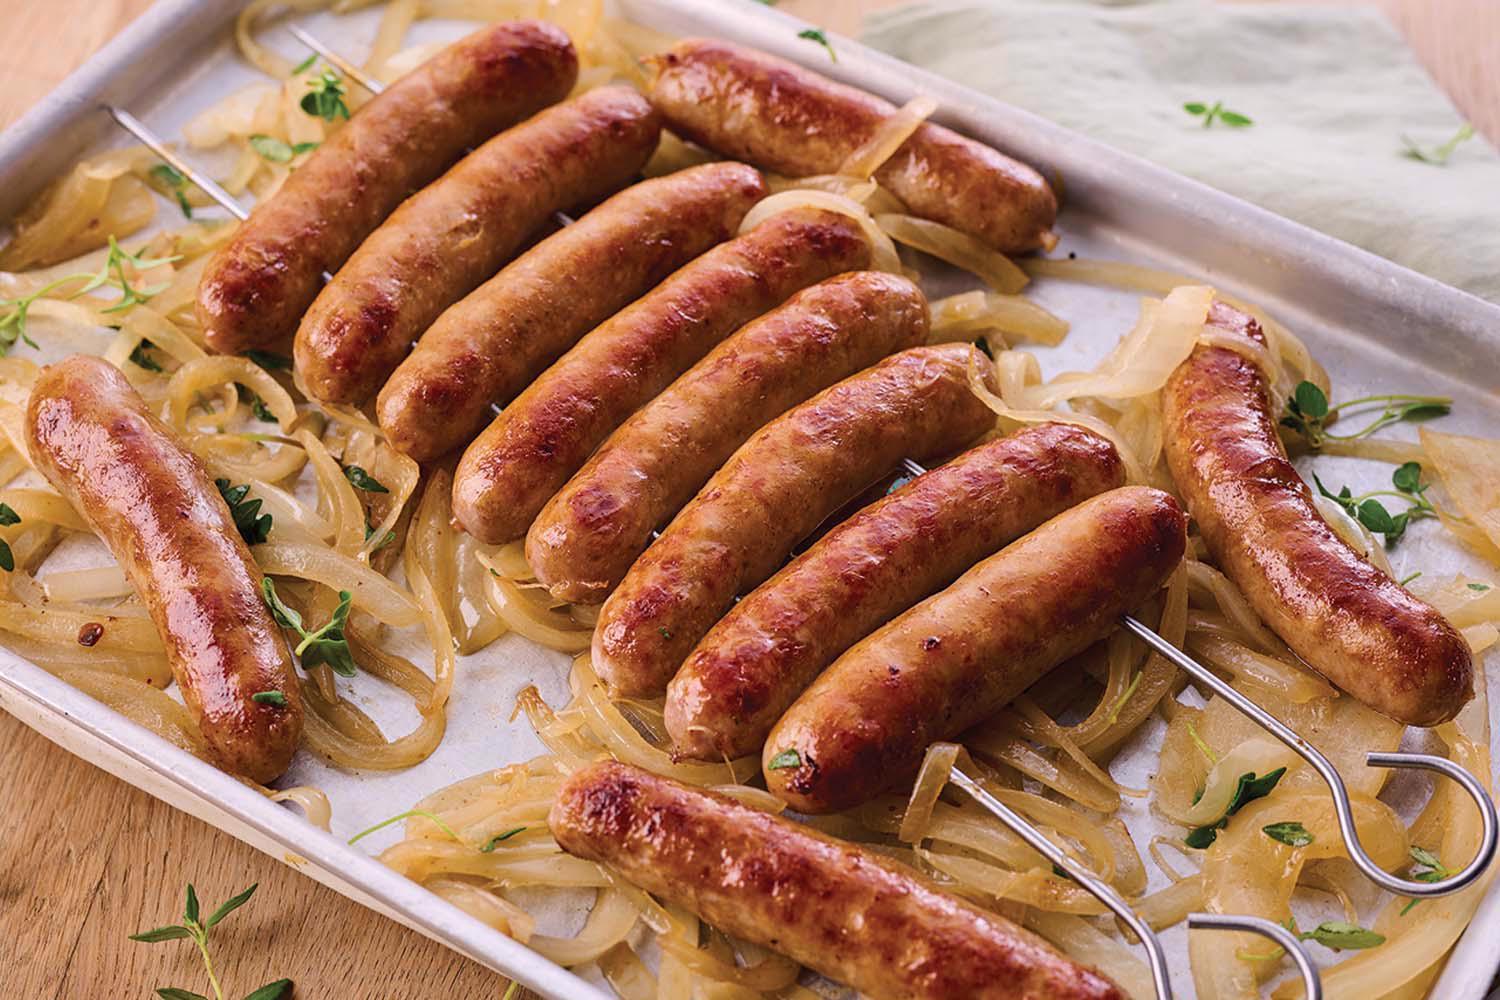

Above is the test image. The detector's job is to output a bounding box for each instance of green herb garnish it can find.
[1185,767,1285,848]
[1401,845,1457,914]
[1183,101,1253,128]
[248,135,318,163]
[243,349,292,371]
[797,27,836,62]
[1262,821,1314,847]
[236,385,276,423]
[251,690,288,707]
[348,808,460,845]
[0,502,19,572]
[480,827,527,852]
[1292,917,1386,951]
[300,68,350,121]
[767,748,802,770]
[1401,123,1474,165]
[1282,380,1449,450]
[1313,461,1437,548]
[291,52,318,75]
[261,577,357,677]
[129,883,291,1000]
[342,465,388,493]
[149,163,194,219]
[130,338,165,372]
[215,479,272,545]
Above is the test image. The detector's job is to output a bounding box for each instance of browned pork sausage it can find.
[593,342,996,698]
[294,86,661,405]
[1162,302,1472,726]
[456,207,873,542]
[765,486,1186,813]
[25,356,301,782]
[645,38,1057,254]
[666,422,1125,760]
[551,760,1124,1000]
[197,22,578,355]
[506,270,929,605]
[376,162,768,461]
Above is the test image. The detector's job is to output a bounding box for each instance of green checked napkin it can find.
[862,1,1500,304]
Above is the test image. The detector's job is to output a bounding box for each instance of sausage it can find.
[197,22,578,355]
[294,86,661,405]
[508,270,929,605]
[25,356,302,782]
[666,423,1125,760]
[765,486,1186,813]
[376,162,768,461]
[550,760,1123,1000]
[456,206,873,542]
[593,342,997,698]
[644,38,1056,254]
[1162,302,1471,726]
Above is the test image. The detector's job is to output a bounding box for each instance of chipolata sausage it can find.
[26,356,302,782]
[550,760,1124,1000]
[1161,301,1471,726]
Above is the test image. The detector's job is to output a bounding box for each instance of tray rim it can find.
[1,0,1497,997]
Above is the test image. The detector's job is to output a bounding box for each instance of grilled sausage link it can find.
[765,486,1186,813]
[594,342,995,698]
[378,162,768,461]
[457,207,872,544]
[514,270,928,608]
[645,38,1057,254]
[551,761,1124,1000]
[197,21,577,355]
[1162,302,1471,726]
[667,422,1124,760]
[25,356,301,782]
[294,86,661,405]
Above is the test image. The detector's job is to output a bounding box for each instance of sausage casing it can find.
[594,342,996,698]
[551,761,1123,1000]
[516,270,929,608]
[294,86,661,405]
[666,422,1125,760]
[457,206,872,544]
[645,38,1056,254]
[377,162,769,461]
[1162,303,1471,726]
[25,356,302,782]
[765,486,1186,813]
[197,22,578,355]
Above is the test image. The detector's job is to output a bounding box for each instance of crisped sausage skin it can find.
[458,207,871,545]
[1162,302,1471,726]
[516,270,929,607]
[197,22,577,355]
[25,356,301,782]
[378,162,768,461]
[645,38,1056,254]
[551,761,1124,1000]
[295,86,661,405]
[667,422,1125,760]
[765,486,1186,813]
[594,342,996,698]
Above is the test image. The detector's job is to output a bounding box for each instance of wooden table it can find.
[1,1,1495,997]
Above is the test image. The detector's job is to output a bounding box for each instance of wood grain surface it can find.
[0,1,1495,998]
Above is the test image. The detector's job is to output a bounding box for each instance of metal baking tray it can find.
[2,1,1498,997]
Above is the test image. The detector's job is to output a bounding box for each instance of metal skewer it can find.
[946,761,1324,1000]
[104,106,248,220]
[898,458,1498,899]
